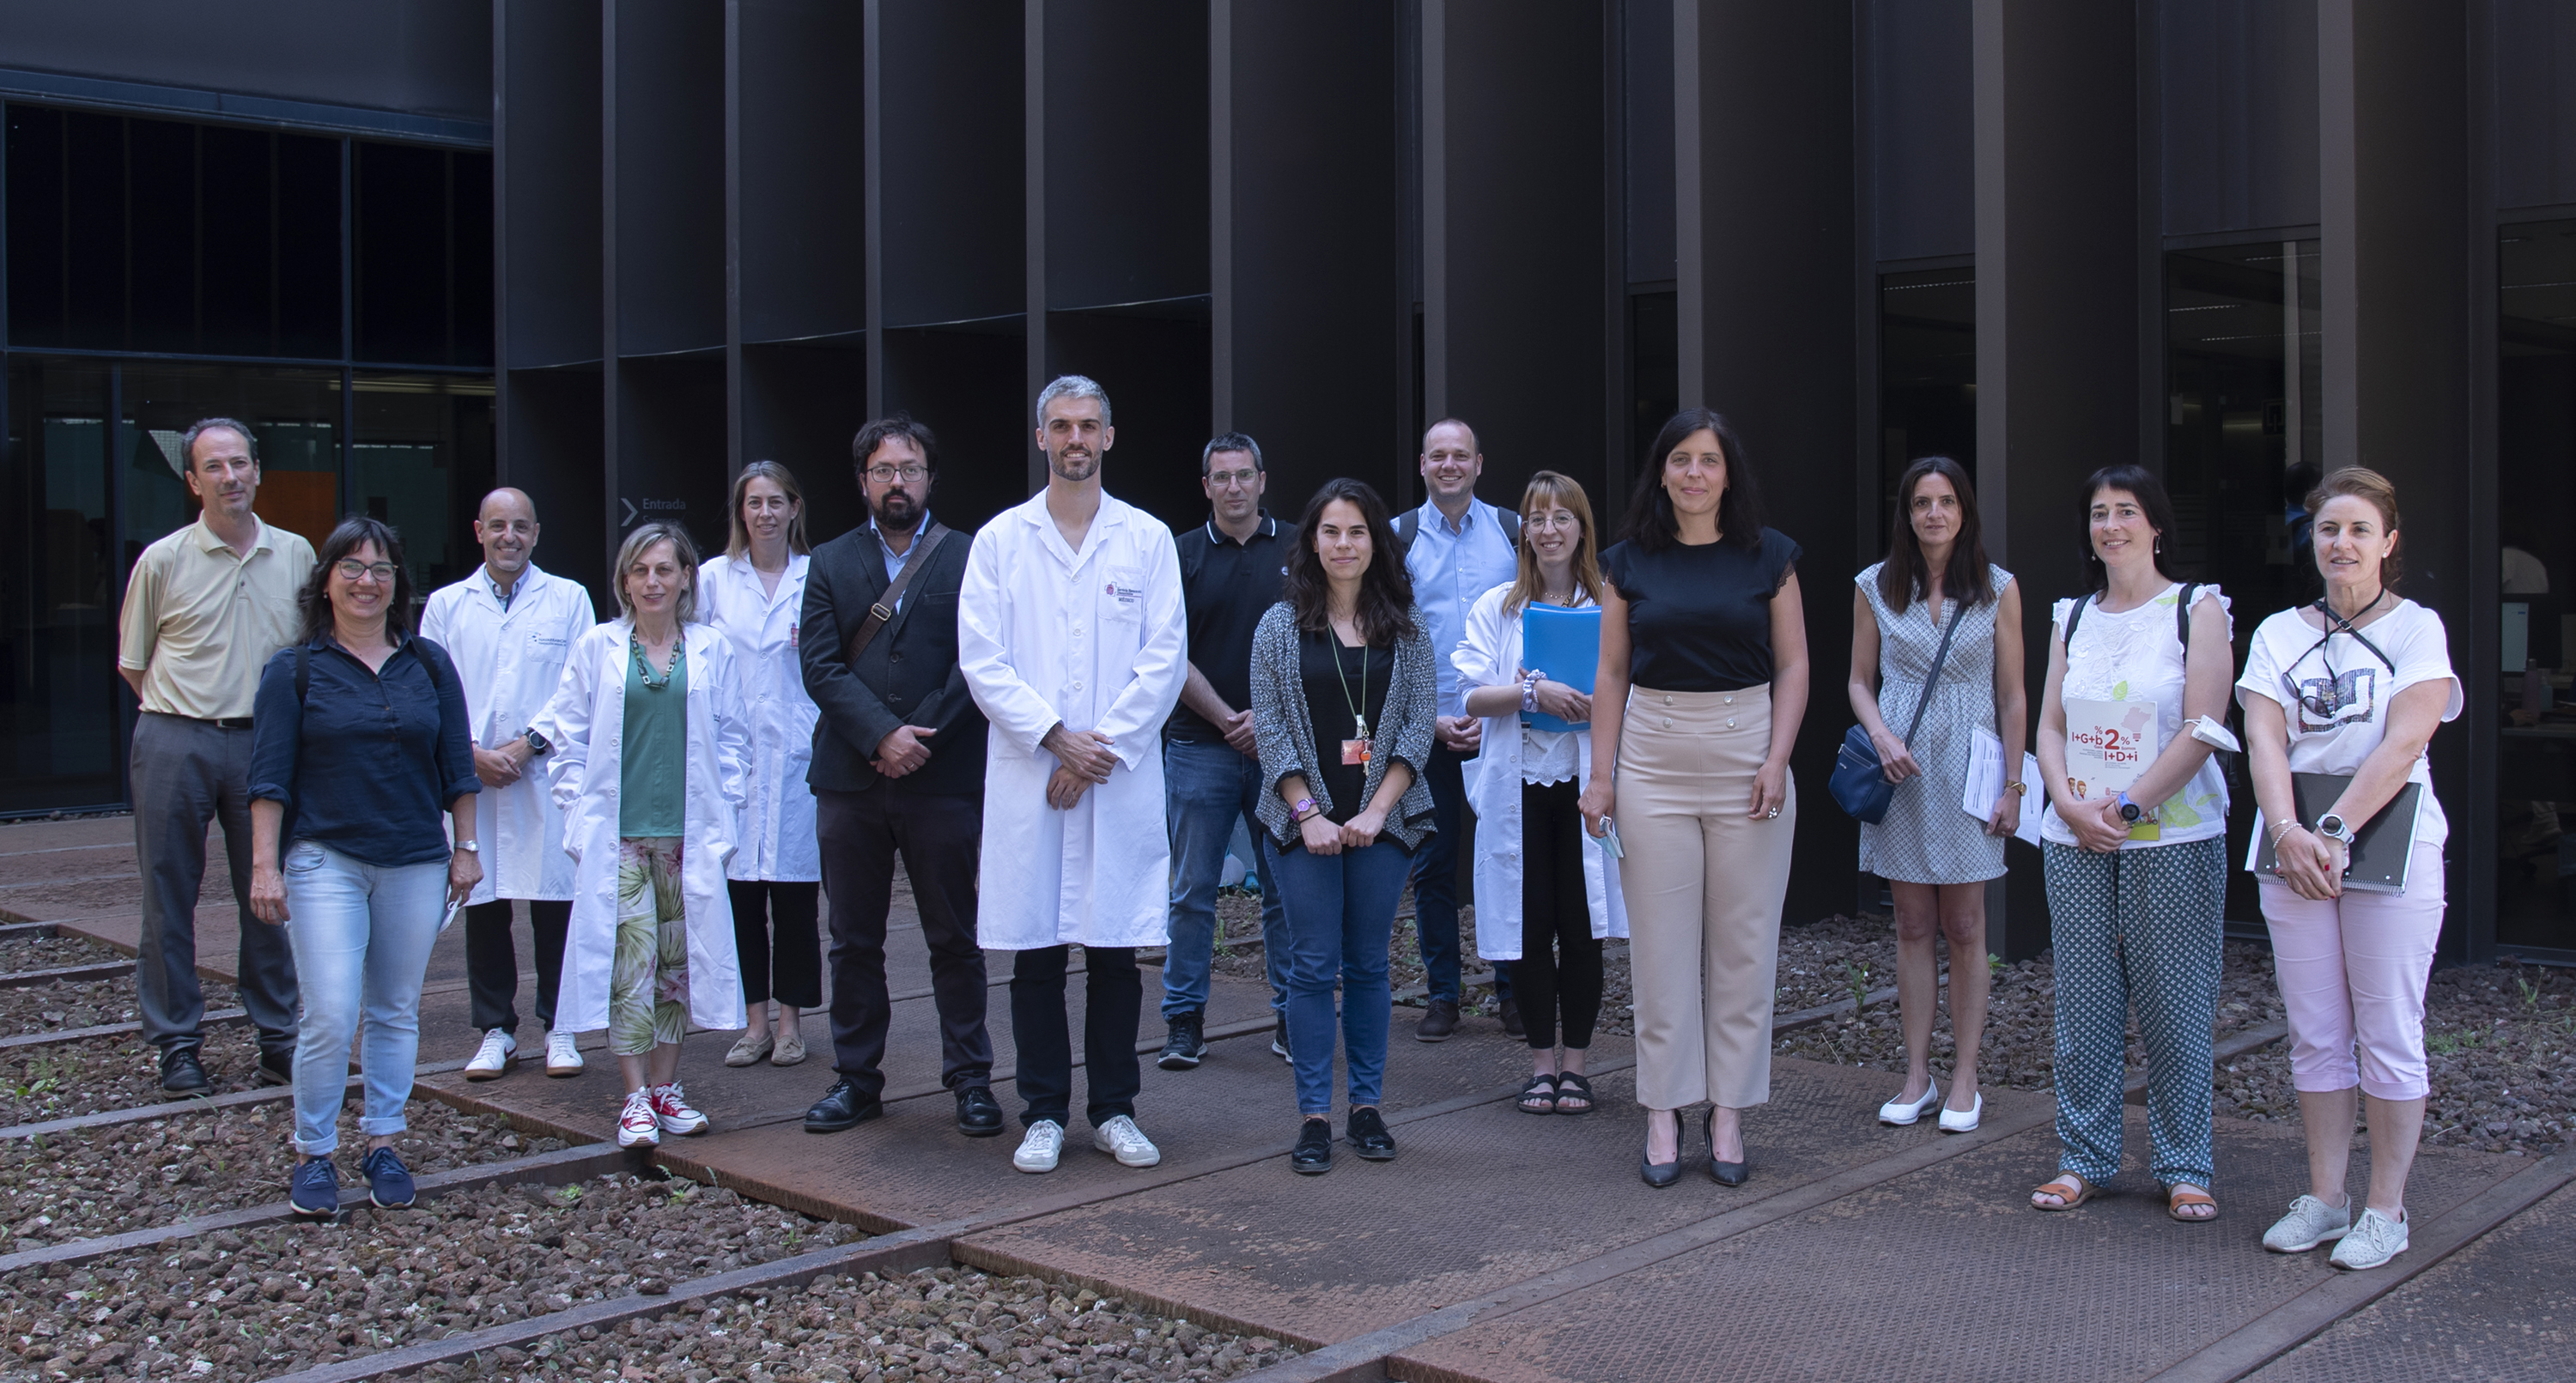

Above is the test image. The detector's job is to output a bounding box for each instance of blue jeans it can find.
[278,840,447,1156]
[1162,737,1289,1021]
[1271,836,1409,1117]
[1408,744,1510,1004]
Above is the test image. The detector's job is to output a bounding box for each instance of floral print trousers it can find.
[611,837,690,1057]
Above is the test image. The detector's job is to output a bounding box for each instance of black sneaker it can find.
[1414,998,1461,1042]
[256,1047,295,1088]
[159,1046,212,1100]
[1346,1106,1398,1161]
[359,1146,416,1208]
[1272,1013,1291,1064]
[1290,1117,1334,1175]
[290,1157,341,1218]
[1498,992,1526,1040]
[1157,1011,1206,1071]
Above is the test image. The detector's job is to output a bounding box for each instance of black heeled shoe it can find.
[1640,1113,1682,1188]
[1704,1107,1748,1186]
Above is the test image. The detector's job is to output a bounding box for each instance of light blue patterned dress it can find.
[1855,561,2014,885]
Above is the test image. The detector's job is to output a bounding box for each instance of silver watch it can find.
[457,839,481,854]
[2314,813,2354,847]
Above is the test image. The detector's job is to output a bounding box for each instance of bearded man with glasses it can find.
[794,413,1001,1139]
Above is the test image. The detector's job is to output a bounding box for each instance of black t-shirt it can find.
[1168,515,1297,743]
[1601,528,1802,692]
[1297,628,1393,826]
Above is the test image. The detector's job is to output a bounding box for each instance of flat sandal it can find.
[2165,1183,2219,1222]
[1516,1073,1558,1115]
[1552,1071,1595,1115]
[2031,1173,2098,1211]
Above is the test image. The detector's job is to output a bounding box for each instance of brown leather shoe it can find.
[1414,998,1461,1042]
[1498,992,1525,1039]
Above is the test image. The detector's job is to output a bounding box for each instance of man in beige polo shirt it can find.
[118,417,315,1099]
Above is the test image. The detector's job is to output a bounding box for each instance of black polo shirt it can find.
[1168,513,1297,743]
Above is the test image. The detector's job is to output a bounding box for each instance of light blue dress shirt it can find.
[867,512,933,610]
[1402,495,1520,720]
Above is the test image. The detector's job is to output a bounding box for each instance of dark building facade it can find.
[3,2,2570,967]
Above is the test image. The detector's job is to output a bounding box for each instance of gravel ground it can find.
[1772,939,2290,1095]
[0,1025,271,1128]
[410,1265,1300,1383]
[0,1175,860,1381]
[1,975,244,1041]
[2,1104,566,1247]
[1,1200,1292,1383]
[2212,960,2576,1158]
[0,935,127,974]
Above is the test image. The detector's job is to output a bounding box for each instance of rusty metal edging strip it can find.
[0,920,59,939]
[0,1008,252,1052]
[2138,1149,2576,1383]
[0,961,133,989]
[3,1060,472,1142]
[0,1141,629,1277]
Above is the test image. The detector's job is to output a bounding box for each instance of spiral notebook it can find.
[2248,773,2427,895]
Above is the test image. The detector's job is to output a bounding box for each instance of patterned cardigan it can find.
[1248,602,1441,852]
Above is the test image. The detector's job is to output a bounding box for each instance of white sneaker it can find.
[2262,1194,2352,1253]
[617,1089,661,1148]
[464,1028,518,1083]
[1877,1078,1938,1125]
[1937,1092,1983,1134]
[2329,1207,2408,1270]
[1093,1114,1162,1168]
[1014,1119,1066,1174]
[544,1028,584,1077]
[650,1082,710,1135]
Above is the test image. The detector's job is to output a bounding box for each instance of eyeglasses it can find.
[334,560,398,584]
[1206,469,1260,487]
[865,464,930,483]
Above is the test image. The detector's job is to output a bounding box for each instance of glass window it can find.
[0,357,124,810]
[2163,238,2322,926]
[2497,217,2576,954]
[351,373,497,593]
[120,365,344,561]
[1878,267,1976,548]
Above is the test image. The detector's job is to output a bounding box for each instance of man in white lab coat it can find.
[418,488,598,1082]
[960,375,1187,1175]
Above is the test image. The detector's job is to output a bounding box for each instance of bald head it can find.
[473,488,541,588]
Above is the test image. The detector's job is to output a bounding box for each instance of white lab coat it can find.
[958,491,1187,950]
[697,553,821,883]
[418,563,596,905]
[535,620,751,1034]
[1453,582,1630,961]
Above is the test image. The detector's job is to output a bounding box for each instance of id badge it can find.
[1340,739,1371,767]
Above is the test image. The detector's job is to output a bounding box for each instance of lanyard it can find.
[2277,592,2394,719]
[1327,631,1371,740]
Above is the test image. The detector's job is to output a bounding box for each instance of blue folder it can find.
[1519,604,1601,732]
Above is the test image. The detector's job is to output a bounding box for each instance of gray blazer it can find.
[1249,601,1440,852]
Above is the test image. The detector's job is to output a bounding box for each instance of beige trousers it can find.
[1615,686,1796,1110]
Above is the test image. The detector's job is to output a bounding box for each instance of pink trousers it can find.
[2257,839,2445,1101]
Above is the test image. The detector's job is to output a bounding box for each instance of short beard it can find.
[871,493,922,532]
[1048,448,1099,484]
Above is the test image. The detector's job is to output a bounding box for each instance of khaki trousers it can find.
[1616,686,1796,1110]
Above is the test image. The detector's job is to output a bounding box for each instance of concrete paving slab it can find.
[0,817,140,852]
[954,1058,2046,1347]
[1392,1115,2524,1383]
[2242,1175,2574,1383]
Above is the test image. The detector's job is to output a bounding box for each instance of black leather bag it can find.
[1831,601,1964,823]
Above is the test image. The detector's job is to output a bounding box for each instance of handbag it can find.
[1832,599,1965,823]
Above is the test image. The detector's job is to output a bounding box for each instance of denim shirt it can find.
[248,633,479,867]
[1401,497,1520,720]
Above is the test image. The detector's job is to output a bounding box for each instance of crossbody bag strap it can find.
[1899,601,1967,747]
[846,522,951,664]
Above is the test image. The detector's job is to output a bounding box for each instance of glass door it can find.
[2497,218,2576,955]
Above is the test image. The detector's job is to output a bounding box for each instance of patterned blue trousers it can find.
[2041,837,2225,1188]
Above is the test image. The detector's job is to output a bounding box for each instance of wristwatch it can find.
[2315,812,2355,847]
[520,727,551,756]
[1291,797,1321,822]
[2114,792,2153,825]
[457,838,480,853]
